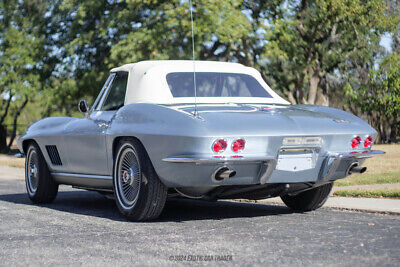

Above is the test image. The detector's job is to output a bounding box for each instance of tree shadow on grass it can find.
[0,189,293,222]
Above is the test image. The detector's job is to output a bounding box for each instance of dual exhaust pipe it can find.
[347,162,367,175]
[214,162,366,181]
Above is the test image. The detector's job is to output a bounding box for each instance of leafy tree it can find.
[109,0,255,65]
[0,0,399,149]
[346,52,400,142]
[0,1,47,152]
[386,0,400,52]
[263,0,397,106]
[55,0,285,103]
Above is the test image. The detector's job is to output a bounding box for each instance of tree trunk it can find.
[315,76,329,106]
[315,88,329,106]
[287,91,297,105]
[389,116,399,143]
[242,38,254,67]
[0,91,13,125]
[378,115,387,143]
[307,67,320,105]
[7,98,28,151]
[0,124,8,153]
[0,91,12,154]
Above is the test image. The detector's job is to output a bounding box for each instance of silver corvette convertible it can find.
[18,60,384,221]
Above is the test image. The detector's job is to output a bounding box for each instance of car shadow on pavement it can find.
[0,189,293,222]
[161,198,293,222]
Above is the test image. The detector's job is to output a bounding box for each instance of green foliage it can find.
[0,0,49,151]
[0,0,399,151]
[346,52,400,141]
[0,26,41,99]
[108,0,259,65]
[39,0,286,113]
[263,0,398,106]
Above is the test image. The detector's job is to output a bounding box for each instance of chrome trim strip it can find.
[91,73,115,112]
[51,172,113,189]
[51,172,112,180]
[96,73,117,111]
[336,150,385,159]
[72,186,113,193]
[163,155,275,164]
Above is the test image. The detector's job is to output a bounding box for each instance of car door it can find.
[62,71,128,175]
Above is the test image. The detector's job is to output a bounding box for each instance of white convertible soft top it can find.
[110,60,289,105]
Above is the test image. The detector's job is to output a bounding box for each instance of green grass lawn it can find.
[334,172,400,187]
[333,188,400,199]
[333,144,400,200]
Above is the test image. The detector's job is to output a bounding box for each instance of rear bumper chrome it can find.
[333,150,385,159]
[163,155,275,164]
[162,150,385,185]
[163,155,277,185]
[163,150,384,164]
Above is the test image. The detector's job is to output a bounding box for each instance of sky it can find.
[380,33,393,52]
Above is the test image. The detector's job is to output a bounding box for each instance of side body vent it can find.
[45,145,63,166]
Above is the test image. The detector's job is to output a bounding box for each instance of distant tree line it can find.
[0,0,399,152]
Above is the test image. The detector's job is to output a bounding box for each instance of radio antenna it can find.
[189,0,198,117]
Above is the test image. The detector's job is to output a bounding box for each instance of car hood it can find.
[173,104,375,136]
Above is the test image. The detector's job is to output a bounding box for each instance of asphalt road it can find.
[0,170,399,266]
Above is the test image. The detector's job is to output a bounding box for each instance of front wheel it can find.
[113,138,167,221]
[281,183,333,212]
[25,142,58,203]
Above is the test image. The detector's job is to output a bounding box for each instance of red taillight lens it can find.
[351,136,361,149]
[364,136,373,148]
[232,139,246,152]
[212,139,227,153]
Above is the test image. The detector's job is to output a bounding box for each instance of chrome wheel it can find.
[26,149,39,195]
[115,145,141,209]
[113,139,167,221]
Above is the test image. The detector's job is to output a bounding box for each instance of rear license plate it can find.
[276,153,315,172]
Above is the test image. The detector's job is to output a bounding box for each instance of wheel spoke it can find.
[121,162,131,170]
[123,184,131,191]
[116,146,141,207]
[125,186,133,199]
[122,157,131,168]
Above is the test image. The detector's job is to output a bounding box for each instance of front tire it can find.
[113,138,167,221]
[281,183,333,211]
[25,142,59,203]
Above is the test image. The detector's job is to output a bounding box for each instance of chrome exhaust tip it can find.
[347,162,367,175]
[213,167,236,181]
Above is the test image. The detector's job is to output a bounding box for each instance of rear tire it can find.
[281,183,333,211]
[25,142,59,203]
[113,138,167,221]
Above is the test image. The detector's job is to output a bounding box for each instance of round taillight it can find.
[212,139,227,153]
[364,136,373,148]
[232,139,245,152]
[351,136,361,149]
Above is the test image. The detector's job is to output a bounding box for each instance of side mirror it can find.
[78,100,89,114]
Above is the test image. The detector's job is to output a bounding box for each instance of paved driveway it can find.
[0,167,399,266]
